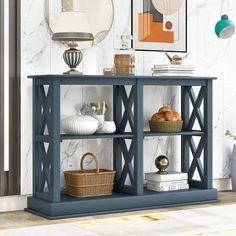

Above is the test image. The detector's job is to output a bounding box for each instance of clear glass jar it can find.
[114,35,135,76]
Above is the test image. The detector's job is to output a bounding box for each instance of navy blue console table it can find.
[26,74,218,219]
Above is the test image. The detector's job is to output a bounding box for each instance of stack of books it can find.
[152,64,195,76]
[145,171,189,192]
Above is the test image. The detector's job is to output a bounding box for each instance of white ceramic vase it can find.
[61,114,98,135]
[92,114,105,133]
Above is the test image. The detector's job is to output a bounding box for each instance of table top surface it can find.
[28,74,217,80]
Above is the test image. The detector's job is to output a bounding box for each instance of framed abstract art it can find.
[132,0,187,52]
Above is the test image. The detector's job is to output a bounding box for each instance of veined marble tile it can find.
[20,0,235,194]
[21,0,52,194]
[113,0,131,44]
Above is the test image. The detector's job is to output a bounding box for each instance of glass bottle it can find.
[114,35,135,76]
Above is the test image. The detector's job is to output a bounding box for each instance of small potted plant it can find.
[225,130,236,191]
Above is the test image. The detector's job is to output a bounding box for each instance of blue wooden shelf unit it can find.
[26,74,218,219]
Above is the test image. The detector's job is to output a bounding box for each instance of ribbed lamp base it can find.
[63,43,83,74]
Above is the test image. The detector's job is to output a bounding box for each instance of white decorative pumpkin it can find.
[100,121,116,134]
[61,113,99,135]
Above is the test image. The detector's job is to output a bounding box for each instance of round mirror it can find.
[46,0,114,46]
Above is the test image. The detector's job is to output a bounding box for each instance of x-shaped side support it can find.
[37,142,52,192]
[119,86,135,133]
[186,87,205,131]
[37,85,52,134]
[117,139,135,189]
[188,136,205,182]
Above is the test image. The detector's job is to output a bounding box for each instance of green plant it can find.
[225,130,236,140]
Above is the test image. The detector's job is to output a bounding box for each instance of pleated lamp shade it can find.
[52,11,94,42]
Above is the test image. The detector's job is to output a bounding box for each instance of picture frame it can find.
[131,0,187,52]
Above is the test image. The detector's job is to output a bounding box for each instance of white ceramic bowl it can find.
[101,121,116,134]
[61,115,99,135]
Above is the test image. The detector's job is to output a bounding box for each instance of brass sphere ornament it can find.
[155,155,169,175]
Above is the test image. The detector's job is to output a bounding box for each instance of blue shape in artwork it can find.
[143,0,163,23]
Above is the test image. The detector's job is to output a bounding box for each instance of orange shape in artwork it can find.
[138,13,174,43]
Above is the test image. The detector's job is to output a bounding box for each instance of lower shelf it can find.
[26,188,218,219]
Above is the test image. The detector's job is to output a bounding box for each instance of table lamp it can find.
[52,11,94,74]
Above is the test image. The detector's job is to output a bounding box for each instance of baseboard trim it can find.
[0,195,28,212]
[213,178,232,191]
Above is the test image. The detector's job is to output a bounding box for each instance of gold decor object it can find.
[64,152,116,198]
[164,51,190,65]
[155,155,169,175]
[90,101,108,115]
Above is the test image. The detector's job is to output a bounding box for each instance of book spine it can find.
[147,183,189,192]
[152,74,194,77]
[147,180,188,187]
[153,65,195,69]
[145,174,188,182]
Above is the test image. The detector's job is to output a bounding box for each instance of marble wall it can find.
[21,0,236,194]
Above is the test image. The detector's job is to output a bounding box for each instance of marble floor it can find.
[0,191,235,230]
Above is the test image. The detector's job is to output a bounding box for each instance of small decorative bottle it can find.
[114,35,135,76]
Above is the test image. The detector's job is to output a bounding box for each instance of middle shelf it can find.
[36,130,205,142]
[143,130,205,137]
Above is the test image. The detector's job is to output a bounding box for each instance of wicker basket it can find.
[64,152,116,198]
[149,120,183,133]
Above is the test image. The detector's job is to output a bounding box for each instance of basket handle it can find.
[80,152,99,174]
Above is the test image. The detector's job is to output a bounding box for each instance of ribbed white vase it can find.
[61,114,98,135]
